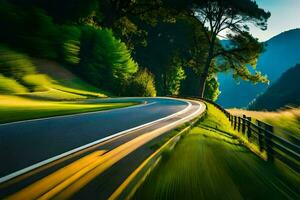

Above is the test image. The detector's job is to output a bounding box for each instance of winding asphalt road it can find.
[0,97,205,199]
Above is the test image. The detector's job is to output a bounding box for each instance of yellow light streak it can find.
[7,150,106,200]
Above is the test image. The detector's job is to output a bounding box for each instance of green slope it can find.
[20,59,111,100]
[133,102,300,200]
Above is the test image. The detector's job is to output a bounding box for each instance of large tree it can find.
[188,0,271,97]
[96,0,180,49]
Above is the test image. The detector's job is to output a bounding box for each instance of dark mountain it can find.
[248,64,300,110]
[217,28,300,108]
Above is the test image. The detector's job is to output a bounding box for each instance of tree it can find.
[78,26,138,94]
[204,75,220,101]
[96,0,181,49]
[133,16,196,95]
[188,0,271,97]
[9,0,98,23]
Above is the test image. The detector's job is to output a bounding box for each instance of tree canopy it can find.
[0,0,271,100]
[184,0,271,97]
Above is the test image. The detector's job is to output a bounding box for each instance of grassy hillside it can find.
[26,59,111,100]
[229,108,300,142]
[0,45,110,100]
[132,102,300,200]
[0,50,138,123]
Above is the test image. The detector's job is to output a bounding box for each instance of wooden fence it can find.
[201,98,300,173]
[171,96,300,173]
[227,114,300,173]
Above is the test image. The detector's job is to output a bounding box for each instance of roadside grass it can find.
[53,77,111,97]
[0,95,136,124]
[229,108,300,142]
[19,88,87,101]
[33,59,111,99]
[19,75,109,100]
[132,102,300,200]
[1,58,110,100]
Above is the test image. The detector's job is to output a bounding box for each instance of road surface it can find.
[0,97,205,199]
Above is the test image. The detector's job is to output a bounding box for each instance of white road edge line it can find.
[0,98,195,184]
[0,101,156,127]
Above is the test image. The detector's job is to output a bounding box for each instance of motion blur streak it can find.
[8,100,202,199]
[7,151,106,200]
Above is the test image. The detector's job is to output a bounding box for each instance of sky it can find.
[252,0,300,41]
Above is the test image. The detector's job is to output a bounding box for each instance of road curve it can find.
[0,97,205,198]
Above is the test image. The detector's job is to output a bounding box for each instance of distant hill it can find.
[248,64,300,110]
[217,28,300,108]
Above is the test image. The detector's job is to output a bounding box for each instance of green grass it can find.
[0,75,28,94]
[229,108,300,142]
[0,57,110,100]
[0,95,136,124]
[19,74,109,100]
[132,102,300,200]
[32,59,111,99]
[19,88,87,100]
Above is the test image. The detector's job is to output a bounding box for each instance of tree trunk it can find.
[198,73,207,98]
[199,43,214,98]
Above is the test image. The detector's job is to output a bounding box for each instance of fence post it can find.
[234,116,237,130]
[265,125,274,162]
[256,120,263,151]
[231,115,233,126]
[242,115,246,134]
[247,117,251,139]
[237,117,241,132]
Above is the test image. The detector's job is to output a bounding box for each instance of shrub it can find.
[20,8,60,59]
[59,25,81,65]
[0,75,28,94]
[22,74,52,92]
[126,69,156,97]
[78,26,138,93]
[0,45,35,80]
[204,75,221,101]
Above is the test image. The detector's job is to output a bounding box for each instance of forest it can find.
[0,0,270,100]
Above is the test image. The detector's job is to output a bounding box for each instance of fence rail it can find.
[171,96,300,173]
[226,107,300,173]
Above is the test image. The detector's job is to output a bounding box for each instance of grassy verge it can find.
[0,95,136,124]
[229,108,300,142]
[132,102,300,200]
[1,57,110,100]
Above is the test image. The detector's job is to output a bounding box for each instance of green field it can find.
[132,102,300,200]
[0,95,136,124]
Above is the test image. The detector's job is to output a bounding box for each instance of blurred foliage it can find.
[0,75,28,94]
[0,45,35,80]
[22,74,52,92]
[8,0,98,23]
[59,26,81,65]
[0,0,272,98]
[0,0,140,96]
[126,68,156,97]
